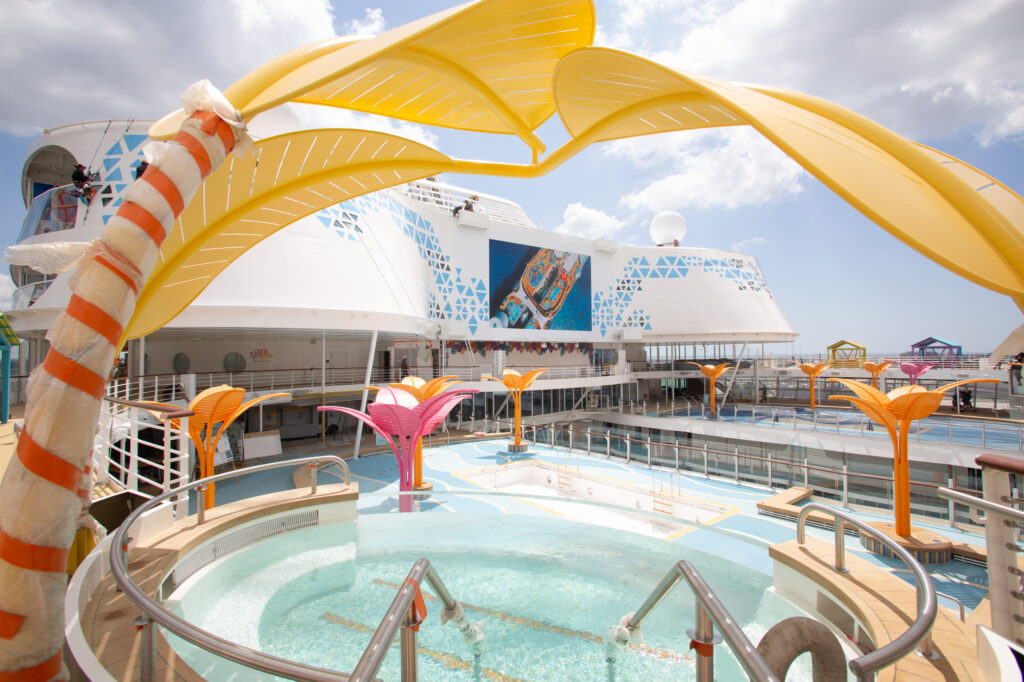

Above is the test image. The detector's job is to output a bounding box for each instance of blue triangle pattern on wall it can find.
[124,134,148,151]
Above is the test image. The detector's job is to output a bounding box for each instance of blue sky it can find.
[0,0,1021,356]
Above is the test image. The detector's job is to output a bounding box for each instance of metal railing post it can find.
[703,444,708,478]
[309,462,318,495]
[833,520,848,573]
[647,437,652,467]
[804,456,809,489]
[692,602,715,682]
[400,605,418,682]
[843,464,849,507]
[767,450,773,489]
[134,613,155,681]
[606,430,611,457]
[196,485,207,525]
[627,437,631,462]
[735,448,740,483]
[675,440,680,471]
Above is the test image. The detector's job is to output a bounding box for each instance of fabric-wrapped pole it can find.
[0,81,245,680]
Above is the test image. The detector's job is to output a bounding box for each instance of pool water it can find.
[167,506,812,680]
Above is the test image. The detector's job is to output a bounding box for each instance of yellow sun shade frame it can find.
[122,128,452,341]
[550,48,1024,302]
[151,0,596,160]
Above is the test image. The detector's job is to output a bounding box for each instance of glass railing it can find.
[10,280,53,310]
[17,184,83,241]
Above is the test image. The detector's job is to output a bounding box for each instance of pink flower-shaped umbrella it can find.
[899,362,934,385]
[320,387,476,511]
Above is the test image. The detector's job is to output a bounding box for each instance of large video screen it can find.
[488,239,591,331]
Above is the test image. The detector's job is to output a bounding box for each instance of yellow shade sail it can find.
[151,0,596,157]
[123,128,451,340]
[553,48,747,142]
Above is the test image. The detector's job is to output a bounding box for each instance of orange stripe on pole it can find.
[17,431,82,493]
[190,111,236,153]
[42,351,106,400]
[172,130,213,178]
[0,530,68,573]
[66,295,122,347]
[0,610,25,639]
[0,651,63,681]
[94,254,140,294]
[143,166,185,216]
[116,202,166,246]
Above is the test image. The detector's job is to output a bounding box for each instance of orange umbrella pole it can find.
[413,439,424,488]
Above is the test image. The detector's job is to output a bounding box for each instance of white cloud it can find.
[344,7,386,35]
[731,236,765,252]
[554,202,625,239]
[0,0,337,136]
[598,0,1024,144]
[611,128,804,211]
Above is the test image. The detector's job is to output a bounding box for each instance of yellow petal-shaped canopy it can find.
[516,368,546,389]
[795,361,830,378]
[552,48,1024,304]
[122,129,450,340]
[152,0,596,156]
[688,362,731,380]
[553,48,747,143]
[862,361,892,374]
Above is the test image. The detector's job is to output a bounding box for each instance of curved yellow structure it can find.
[482,368,546,449]
[795,361,831,409]
[388,375,463,488]
[689,363,731,415]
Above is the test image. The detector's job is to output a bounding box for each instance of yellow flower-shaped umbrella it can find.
[688,363,732,415]
[481,368,546,452]
[794,361,831,409]
[829,377,997,536]
[145,385,289,509]
[384,375,462,489]
[861,361,893,390]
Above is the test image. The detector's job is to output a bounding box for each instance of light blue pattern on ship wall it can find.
[97,132,149,224]
[319,193,489,334]
[592,253,774,337]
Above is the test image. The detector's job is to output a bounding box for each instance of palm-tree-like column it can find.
[794,361,831,408]
[481,368,546,452]
[829,377,997,536]
[320,388,475,511]
[688,363,731,416]
[386,375,461,489]
[861,360,893,390]
[147,385,289,509]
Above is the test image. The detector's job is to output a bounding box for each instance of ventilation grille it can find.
[161,509,319,599]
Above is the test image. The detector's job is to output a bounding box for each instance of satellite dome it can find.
[650,210,687,246]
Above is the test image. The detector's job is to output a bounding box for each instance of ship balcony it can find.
[17,184,86,242]
[11,280,54,310]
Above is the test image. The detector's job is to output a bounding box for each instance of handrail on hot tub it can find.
[796,503,938,681]
[109,455,356,681]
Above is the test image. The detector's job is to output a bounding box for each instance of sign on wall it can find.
[488,239,591,331]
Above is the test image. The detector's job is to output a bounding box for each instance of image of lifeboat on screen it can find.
[490,249,588,329]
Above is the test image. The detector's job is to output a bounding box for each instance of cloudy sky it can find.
[0,0,1022,355]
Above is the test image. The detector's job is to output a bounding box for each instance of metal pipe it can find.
[796,503,937,678]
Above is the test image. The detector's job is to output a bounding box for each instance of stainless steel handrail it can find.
[937,485,1024,524]
[349,558,483,681]
[796,504,937,680]
[612,559,780,682]
[109,455,354,681]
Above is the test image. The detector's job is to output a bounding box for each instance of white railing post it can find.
[127,407,139,492]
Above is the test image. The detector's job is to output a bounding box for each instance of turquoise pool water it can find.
[167,502,811,680]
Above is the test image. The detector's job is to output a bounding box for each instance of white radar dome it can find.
[650,210,687,246]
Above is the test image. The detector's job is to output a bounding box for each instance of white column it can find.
[353,331,378,458]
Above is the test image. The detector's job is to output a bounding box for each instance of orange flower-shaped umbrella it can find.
[383,375,461,488]
[794,361,830,409]
[481,368,546,448]
[688,363,731,415]
[861,360,893,390]
[145,385,289,509]
[829,377,997,535]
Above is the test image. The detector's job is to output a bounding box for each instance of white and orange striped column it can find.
[0,96,242,680]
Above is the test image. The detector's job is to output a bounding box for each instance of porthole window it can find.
[172,352,190,373]
[223,352,246,373]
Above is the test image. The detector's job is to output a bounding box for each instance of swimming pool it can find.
[165,499,815,680]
